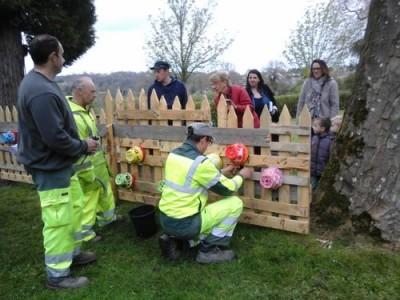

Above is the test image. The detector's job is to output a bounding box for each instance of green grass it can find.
[1,182,400,299]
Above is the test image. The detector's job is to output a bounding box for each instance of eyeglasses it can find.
[205,136,214,145]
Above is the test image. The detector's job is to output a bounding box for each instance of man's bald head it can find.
[71,77,97,108]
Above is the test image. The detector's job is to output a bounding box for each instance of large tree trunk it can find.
[0,27,24,108]
[314,0,400,248]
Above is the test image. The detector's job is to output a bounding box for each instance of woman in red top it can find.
[210,71,260,128]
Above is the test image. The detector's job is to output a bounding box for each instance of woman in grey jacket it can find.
[296,59,339,121]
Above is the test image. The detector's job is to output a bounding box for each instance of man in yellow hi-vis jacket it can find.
[68,77,123,243]
[158,122,253,263]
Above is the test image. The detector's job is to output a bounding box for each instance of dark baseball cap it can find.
[150,60,170,70]
[188,122,215,143]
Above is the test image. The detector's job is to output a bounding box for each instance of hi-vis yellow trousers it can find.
[32,167,83,280]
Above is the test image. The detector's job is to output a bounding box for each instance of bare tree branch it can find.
[144,0,233,82]
[283,1,369,73]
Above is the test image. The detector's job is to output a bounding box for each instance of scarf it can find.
[306,76,327,119]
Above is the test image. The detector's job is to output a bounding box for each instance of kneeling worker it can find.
[158,122,252,263]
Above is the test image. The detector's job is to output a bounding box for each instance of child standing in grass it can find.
[311,116,334,190]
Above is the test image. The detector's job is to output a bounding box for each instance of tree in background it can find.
[283,0,369,75]
[262,60,286,95]
[314,0,400,248]
[144,0,233,83]
[0,0,96,107]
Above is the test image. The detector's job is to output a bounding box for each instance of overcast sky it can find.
[25,0,322,75]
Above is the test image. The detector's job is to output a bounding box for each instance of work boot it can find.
[196,247,236,264]
[72,251,97,266]
[158,233,182,261]
[45,276,89,290]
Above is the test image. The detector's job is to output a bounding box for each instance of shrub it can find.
[275,94,298,116]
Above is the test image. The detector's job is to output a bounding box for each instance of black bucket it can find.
[129,205,157,238]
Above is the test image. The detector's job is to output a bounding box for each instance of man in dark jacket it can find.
[17,34,99,290]
[147,60,188,109]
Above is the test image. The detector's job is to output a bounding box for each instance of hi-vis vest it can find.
[68,100,110,192]
[159,145,243,219]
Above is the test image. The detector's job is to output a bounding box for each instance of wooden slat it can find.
[5,106,12,122]
[269,125,311,136]
[297,106,312,216]
[240,210,309,234]
[126,89,136,110]
[0,171,32,183]
[104,90,114,125]
[117,190,159,206]
[248,155,309,170]
[0,106,4,122]
[113,125,271,146]
[274,106,292,221]
[217,95,228,128]
[105,124,118,200]
[251,172,309,186]
[116,139,310,170]
[243,112,255,200]
[241,197,309,217]
[270,142,310,153]
[0,122,18,132]
[116,109,210,121]
[0,163,26,172]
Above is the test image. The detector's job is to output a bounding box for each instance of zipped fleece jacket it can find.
[147,77,188,109]
[311,132,334,176]
[17,70,87,172]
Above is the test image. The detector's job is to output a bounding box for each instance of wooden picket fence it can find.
[0,106,32,184]
[0,88,311,234]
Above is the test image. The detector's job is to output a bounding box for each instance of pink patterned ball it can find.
[259,167,284,189]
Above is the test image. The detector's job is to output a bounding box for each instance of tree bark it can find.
[315,0,400,248]
[0,27,24,108]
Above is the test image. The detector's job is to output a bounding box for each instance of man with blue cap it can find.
[147,60,188,109]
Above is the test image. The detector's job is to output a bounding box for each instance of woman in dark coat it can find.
[245,69,280,123]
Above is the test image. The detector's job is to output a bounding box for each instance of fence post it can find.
[297,106,312,208]
[105,89,114,125]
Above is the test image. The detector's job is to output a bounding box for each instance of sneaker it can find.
[90,235,103,243]
[72,251,97,266]
[196,247,236,264]
[45,276,89,290]
[158,233,182,261]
